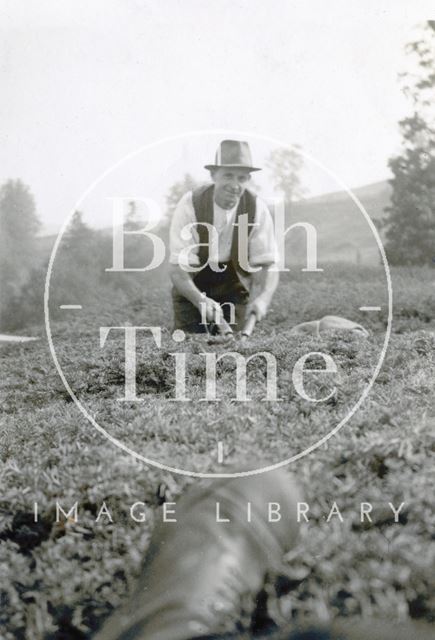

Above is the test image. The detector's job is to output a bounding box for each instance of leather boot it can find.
[95,470,303,640]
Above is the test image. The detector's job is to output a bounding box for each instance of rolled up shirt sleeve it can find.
[248,197,279,267]
[169,191,200,268]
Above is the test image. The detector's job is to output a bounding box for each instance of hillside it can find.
[37,181,392,268]
[305,180,391,213]
[286,180,392,266]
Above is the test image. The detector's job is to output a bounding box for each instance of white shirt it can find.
[169,190,279,270]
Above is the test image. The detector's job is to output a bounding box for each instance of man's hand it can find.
[246,296,269,321]
[199,296,221,323]
[247,265,279,322]
[170,266,222,324]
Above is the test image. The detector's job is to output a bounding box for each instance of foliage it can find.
[124,200,141,231]
[0,180,41,328]
[0,202,168,330]
[383,21,435,265]
[0,266,434,638]
[165,173,198,220]
[52,212,105,298]
[156,172,200,249]
[266,147,305,204]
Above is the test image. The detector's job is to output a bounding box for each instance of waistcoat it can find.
[191,184,256,277]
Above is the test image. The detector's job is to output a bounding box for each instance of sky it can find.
[1,0,434,233]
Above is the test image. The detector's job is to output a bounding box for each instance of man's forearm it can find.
[169,264,203,308]
[253,265,279,305]
[245,266,279,321]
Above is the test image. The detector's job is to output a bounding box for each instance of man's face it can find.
[211,167,252,209]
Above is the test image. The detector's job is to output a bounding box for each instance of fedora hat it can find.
[204,139,261,172]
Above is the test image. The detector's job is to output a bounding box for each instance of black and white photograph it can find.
[0,2,434,639]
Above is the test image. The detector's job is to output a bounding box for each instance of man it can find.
[169,140,279,334]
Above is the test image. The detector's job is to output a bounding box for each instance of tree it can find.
[124,200,149,231]
[0,179,40,294]
[0,180,41,328]
[125,200,139,230]
[265,146,305,204]
[165,173,198,220]
[156,173,200,251]
[383,21,435,265]
[62,211,96,258]
[50,211,106,305]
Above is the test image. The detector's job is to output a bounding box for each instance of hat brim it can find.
[204,163,261,172]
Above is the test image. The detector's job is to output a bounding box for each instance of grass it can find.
[0,265,434,639]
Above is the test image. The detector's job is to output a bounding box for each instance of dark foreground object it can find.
[95,472,433,640]
[191,617,435,639]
